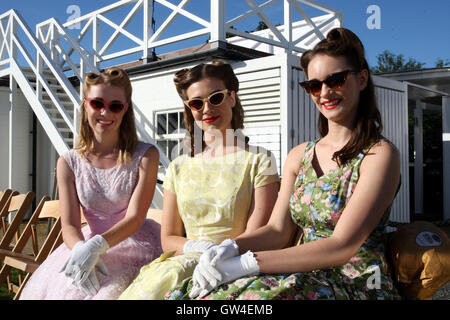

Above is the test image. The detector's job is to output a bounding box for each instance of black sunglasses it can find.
[183,89,229,111]
[300,70,359,96]
[84,98,127,113]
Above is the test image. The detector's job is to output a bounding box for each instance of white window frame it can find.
[154,109,185,160]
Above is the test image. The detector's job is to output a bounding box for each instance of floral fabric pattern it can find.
[166,140,401,300]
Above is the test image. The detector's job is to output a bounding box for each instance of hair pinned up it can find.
[174,61,248,157]
[300,28,382,166]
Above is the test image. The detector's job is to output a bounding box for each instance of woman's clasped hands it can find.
[59,235,110,295]
[189,239,259,298]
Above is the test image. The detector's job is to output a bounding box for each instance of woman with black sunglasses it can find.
[166,28,402,300]
[119,61,280,300]
[19,67,163,299]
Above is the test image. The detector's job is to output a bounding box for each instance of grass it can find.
[0,265,20,300]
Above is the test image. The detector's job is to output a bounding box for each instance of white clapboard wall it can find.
[234,61,283,175]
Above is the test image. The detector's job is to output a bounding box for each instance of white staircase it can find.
[24,69,75,149]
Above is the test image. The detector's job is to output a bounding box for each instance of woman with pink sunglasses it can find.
[166,28,402,300]
[20,67,163,299]
[119,61,280,300]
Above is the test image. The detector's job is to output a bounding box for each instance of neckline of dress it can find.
[308,140,345,180]
[77,141,143,170]
[191,148,247,160]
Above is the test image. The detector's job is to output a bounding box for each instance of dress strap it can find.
[350,138,385,169]
[301,140,318,168]
[131,142,155,167]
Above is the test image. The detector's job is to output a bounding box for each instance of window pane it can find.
[168,140,180,160]
[157,114,167,135]
[179,112,185,129]
[168,112,178,134]
[157,140,168,157]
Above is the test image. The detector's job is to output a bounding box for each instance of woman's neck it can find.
[322,120,354,150]
[91,133,120,157]
[202,130,242,157]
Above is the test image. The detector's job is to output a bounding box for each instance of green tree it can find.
[371,50,426,74]
[255,20,268,31]
[435,58,450,68]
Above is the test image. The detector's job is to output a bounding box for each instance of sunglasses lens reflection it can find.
[187,91,227,111]
[209,92,225,105]
[188,100,203,110]
[301,71,349,96]
[109,103,125,112]
[89,99,105,110]
[87,99,125,113]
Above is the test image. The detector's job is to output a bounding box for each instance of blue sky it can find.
[1,0,449,69]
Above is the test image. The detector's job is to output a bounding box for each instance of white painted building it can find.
[1,0,444,223]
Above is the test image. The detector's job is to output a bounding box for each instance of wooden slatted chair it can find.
[3,199,87,299]
[1,198,62,299]
[0,191,35,294]
[0,189,15,217]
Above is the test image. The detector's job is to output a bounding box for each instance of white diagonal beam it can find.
[227,0,280,27]
[149,0,191,44]
[97,14,143,48]
[291,0,325,41]
[99,0,142,56]
[245,0,287,44]
[155,0,210,28]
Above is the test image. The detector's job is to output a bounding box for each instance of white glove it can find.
[199,239,239,281]
[183,239,215,253]
[75,267,104,296]
[60,234,109,287]
[193,239,239,287]
[190,250,260,299]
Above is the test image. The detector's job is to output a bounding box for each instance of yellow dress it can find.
[119,147,279,299]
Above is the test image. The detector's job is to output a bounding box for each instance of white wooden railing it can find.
[0,9,79,155]
[35,0,342,70]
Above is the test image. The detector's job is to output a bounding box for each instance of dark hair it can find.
[300,28,383,166]
[173,61,247,157]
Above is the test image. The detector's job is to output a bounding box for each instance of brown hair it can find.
[300,28,383,166]
[173,61,247,157]
[77,67,138,165]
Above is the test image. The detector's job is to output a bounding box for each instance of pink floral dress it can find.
[20,142,162,300]
[166,140,401,300]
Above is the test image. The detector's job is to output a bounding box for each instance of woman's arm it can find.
[253,140,401,274]
[234,143,308,252]
[58,156,85,249]
[160,188,187,254]
[99,146,159,248]
[234,181,279,239]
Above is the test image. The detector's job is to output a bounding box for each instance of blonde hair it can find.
[77,67,138,165]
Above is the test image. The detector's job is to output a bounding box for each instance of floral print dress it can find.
[166,140,401,300]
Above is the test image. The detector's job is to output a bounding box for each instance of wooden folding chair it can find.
[0,191,34,242]
[0,189,15,217]
[2,199,87,299]
[1,198,64,299]
[0,191,35,293]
